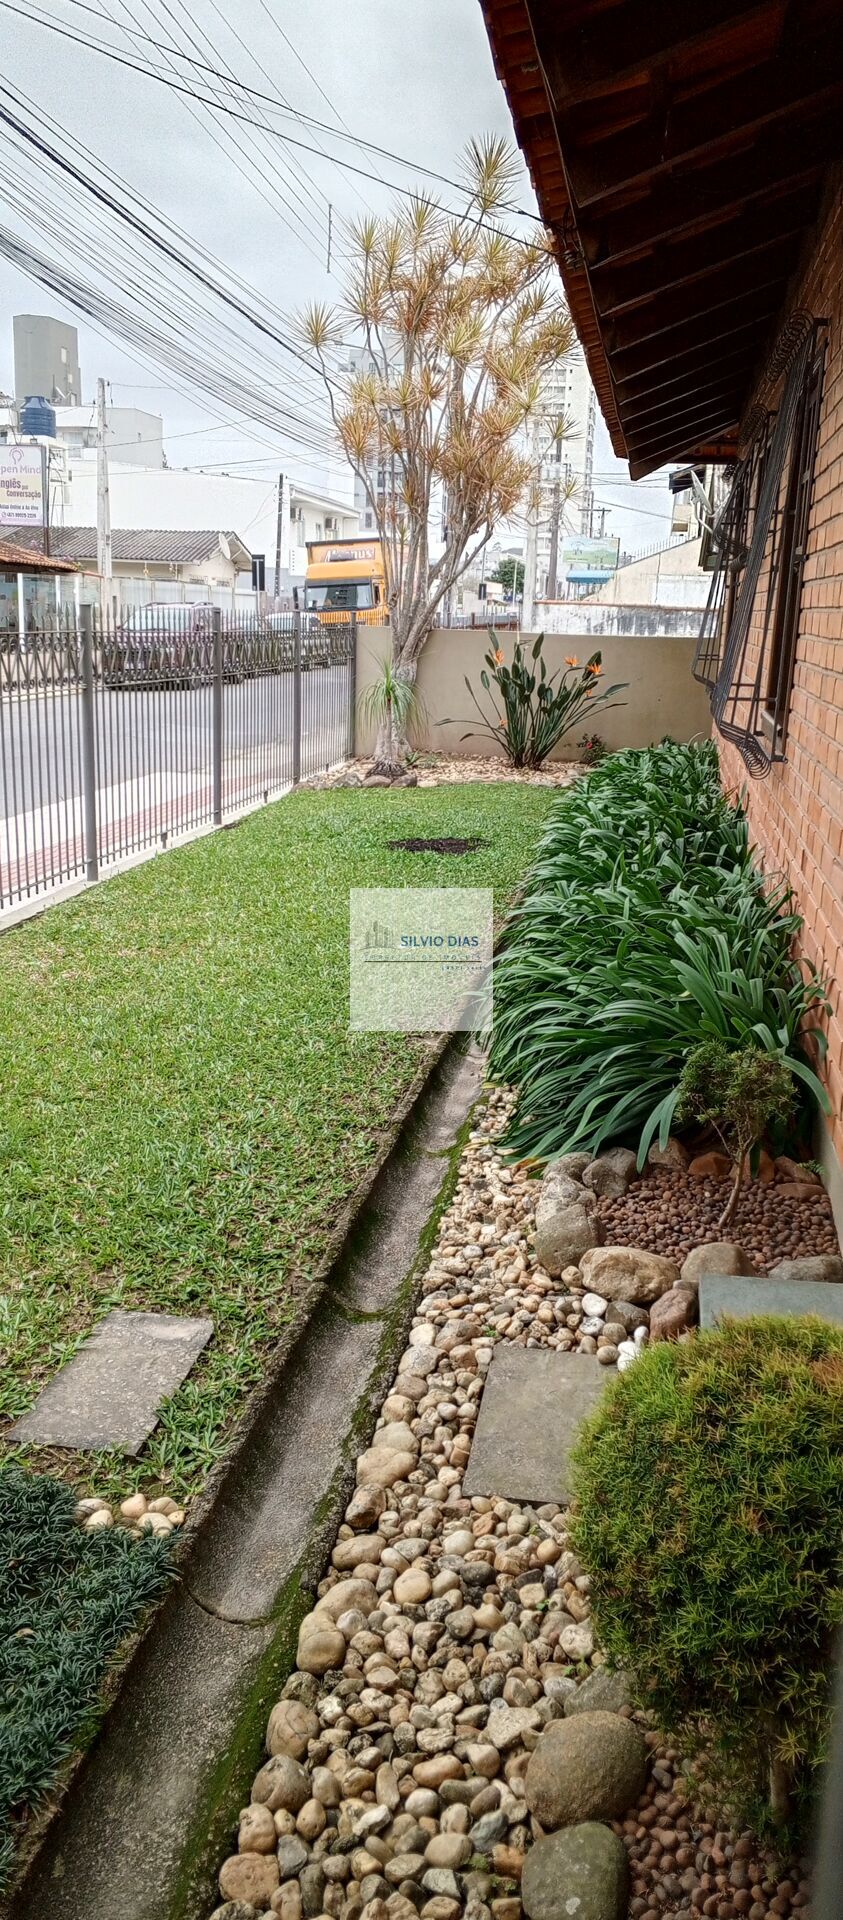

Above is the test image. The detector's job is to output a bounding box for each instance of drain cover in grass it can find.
[463,1348,608,1504]
[11,1308,214,1454]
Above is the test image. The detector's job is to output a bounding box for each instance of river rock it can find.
[582,1148,638,1198]
[314,1578,378,1621]
[357,1445,417,1488]
[647,1136,689,1171]
[564,1668,633,1717]
[237,1803,277,1853]
[544,1153,591,1182]
[521,1824,629,1920]
[767,1253,843,1284]
[332,1533,385,1570]
[296,1617,345,1674]
[266,1700,318,1760]
[688,1151,732,1181]
[648,1286,698,1341]
[534,1183,601,1278]
[524,1712,647,1827]
[579,1246,679,1303]
[219,1852,280,1906]
[679,1242,753,1289]
[252,1754,311,1814]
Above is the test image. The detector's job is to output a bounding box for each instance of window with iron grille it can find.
[692,313,826,777]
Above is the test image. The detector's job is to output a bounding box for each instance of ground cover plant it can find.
[0,1468,172,1888]
[570,1318,843,1838]
[0,780,555,1501]
[489,741,827,1162]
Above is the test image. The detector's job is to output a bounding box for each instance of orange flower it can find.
[493,648,505,665]
[565,654,578,668]
[589,661,603,676]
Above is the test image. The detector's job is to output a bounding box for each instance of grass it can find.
[0,1467,173,1886]
[0,781,555,1501]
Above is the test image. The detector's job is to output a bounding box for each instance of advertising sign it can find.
[560,534,620,577]
[0,445,45,528]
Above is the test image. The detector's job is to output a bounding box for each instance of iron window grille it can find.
[692,313,827,777]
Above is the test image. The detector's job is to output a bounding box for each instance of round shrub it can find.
[569,1317,843,1834]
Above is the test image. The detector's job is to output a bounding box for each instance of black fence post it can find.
[293,609,302,785]
[348,610,357,757]
[212,608,223,825]
[79,602,99,882]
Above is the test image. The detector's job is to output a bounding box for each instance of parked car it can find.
[103,605,244,688]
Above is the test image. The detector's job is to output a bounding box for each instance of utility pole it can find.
[274,471,285,604]
[522,414,541,632]
[96,377,113,625]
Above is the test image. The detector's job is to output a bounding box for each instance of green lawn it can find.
[0,781,555,1500]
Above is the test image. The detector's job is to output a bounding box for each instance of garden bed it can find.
[198,1084,818,1920]
[598,1165,838,1272]
[0,781,557,1508]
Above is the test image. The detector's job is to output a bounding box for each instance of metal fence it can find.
[0,607,356,910]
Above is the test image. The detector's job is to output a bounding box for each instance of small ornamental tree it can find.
[300,137,576,773]
[677,1039,796,1226]
[570,1320,843,1837]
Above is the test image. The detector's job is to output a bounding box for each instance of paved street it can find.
[0,666,352,906]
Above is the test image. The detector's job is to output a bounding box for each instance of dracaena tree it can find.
[299,137,576,773]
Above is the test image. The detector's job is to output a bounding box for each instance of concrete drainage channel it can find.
[8,1041,485,1920]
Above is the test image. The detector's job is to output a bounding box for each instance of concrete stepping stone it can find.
[463,1347,608,1504]
[699,1275,843,1329]
[11,1308,213,1453]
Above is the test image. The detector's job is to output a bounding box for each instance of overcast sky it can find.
[0,0,675,551]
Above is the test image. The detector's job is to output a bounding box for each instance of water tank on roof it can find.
[20,395,56,438]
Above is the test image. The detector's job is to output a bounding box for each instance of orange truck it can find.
[304,536,387,624]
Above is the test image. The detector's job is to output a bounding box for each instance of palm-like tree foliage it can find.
[299,138,576,764]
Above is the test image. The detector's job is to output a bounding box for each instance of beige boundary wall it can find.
[354,625,711,760]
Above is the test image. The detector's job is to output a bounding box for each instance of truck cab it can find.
[304,537,387,625]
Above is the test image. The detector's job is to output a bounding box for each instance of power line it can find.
[0,0,544,229]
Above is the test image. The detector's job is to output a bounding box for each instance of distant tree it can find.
[491,557,524,598]
[299,137,575,774]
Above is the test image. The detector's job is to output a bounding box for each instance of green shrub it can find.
[489,741,827,1161]
[0,1469,173,1886]
[569,1319,843,1835]
[677,1040,796,1226]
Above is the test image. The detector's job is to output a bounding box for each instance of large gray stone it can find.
[462,1348,608,1504]
[534,1176,601,1276]
[10,1308,213,1454]
[582,1148,638,1198]
[524,1712,647,1827]
[767,1254,843,1285]
[699,1276,843,1329]
[680,1242,754,1290]
[579,1246,679,1304]
[521,1824,629,1920]
[564,1668,633,1717]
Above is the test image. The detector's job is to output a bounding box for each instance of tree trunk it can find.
[718,1161,743,1231]
[368,653,419,778]
[768,1749,791,1825]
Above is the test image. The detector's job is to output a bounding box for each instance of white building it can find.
[52,404,165,469]
[532,345,596,601]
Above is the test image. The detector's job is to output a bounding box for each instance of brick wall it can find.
[717,167,843,1162]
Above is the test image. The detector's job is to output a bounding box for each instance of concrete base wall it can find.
[355,626,711,760]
